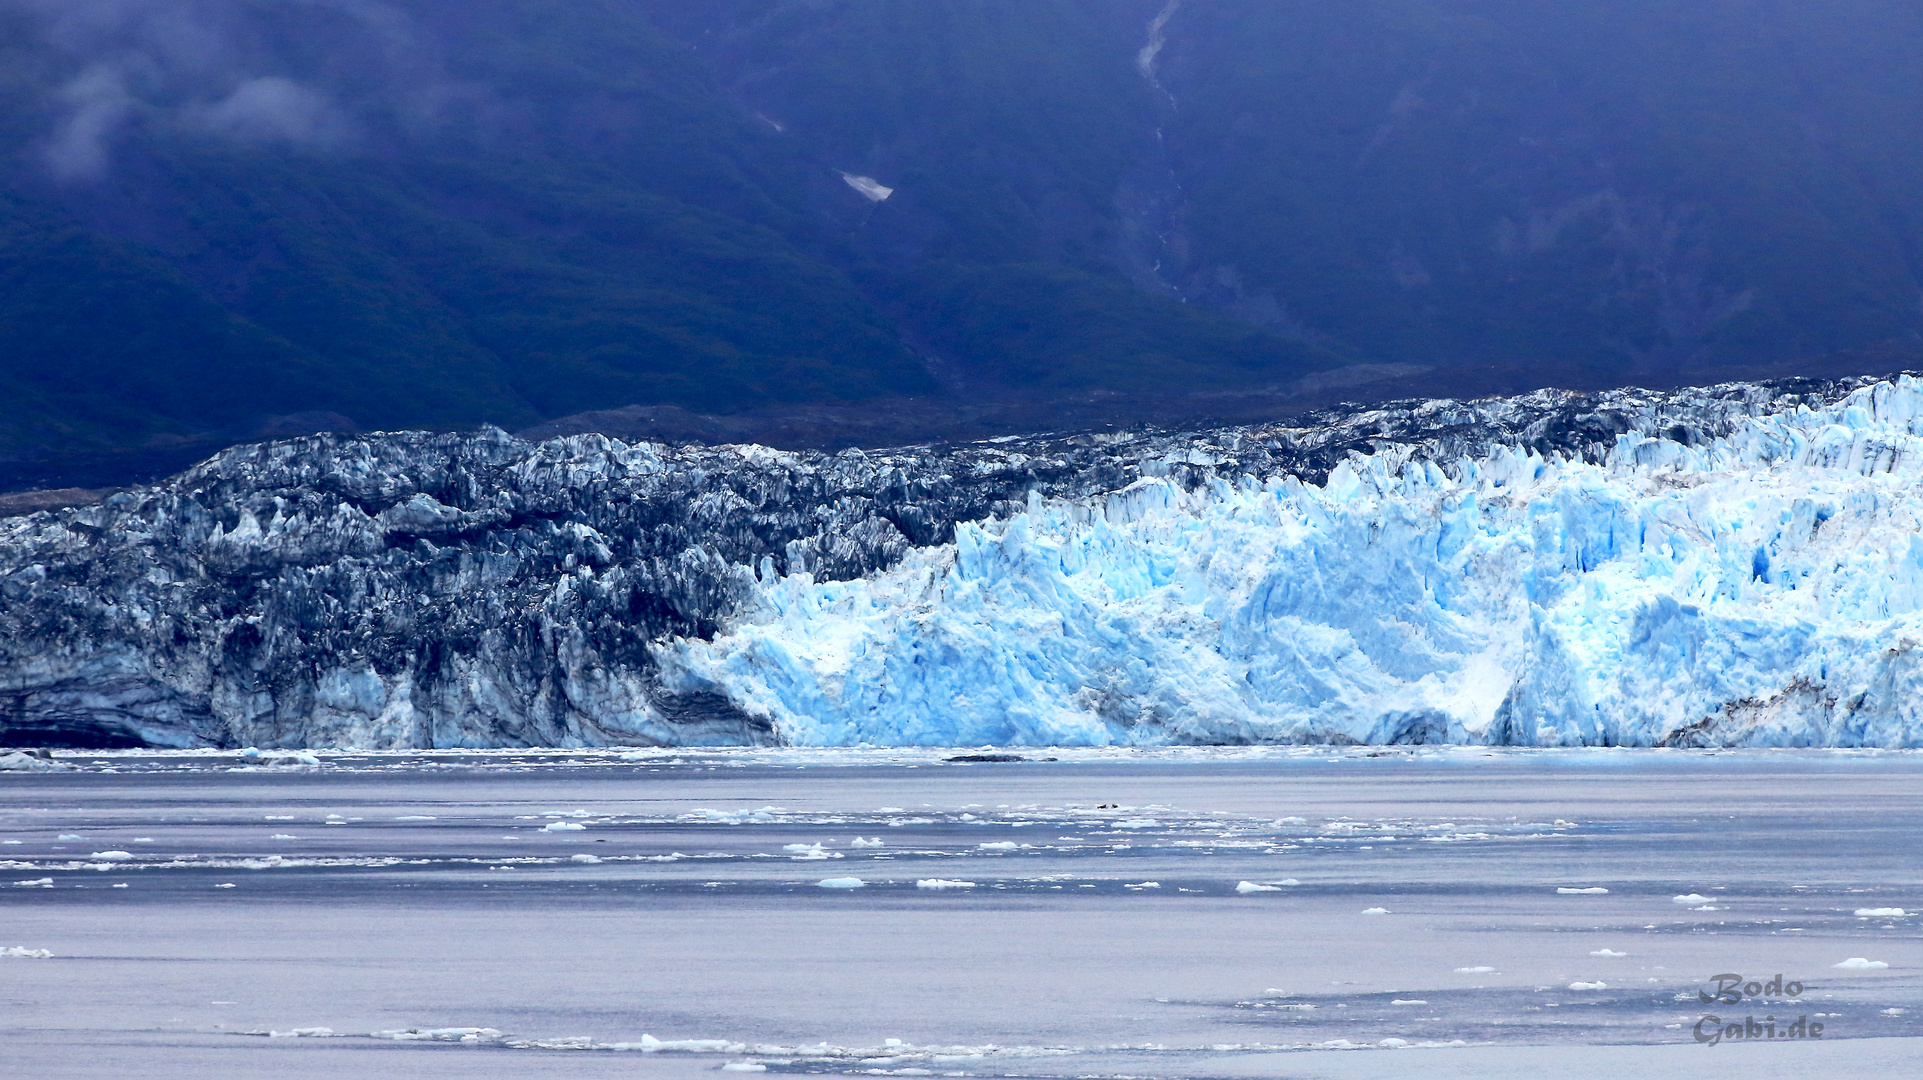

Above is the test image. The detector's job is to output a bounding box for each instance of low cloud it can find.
[187,77,353,148]
[44,65,132,181]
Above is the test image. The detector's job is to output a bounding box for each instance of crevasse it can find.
[661,379,1923,747]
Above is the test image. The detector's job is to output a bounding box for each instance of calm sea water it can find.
[4,747,1921,1079]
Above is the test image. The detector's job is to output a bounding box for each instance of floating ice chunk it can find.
[2,946,52,958]
[395,815,437,821]
[1379,1038,1409,1048]
[1569,981,1608,991]
[1558,887,1609,895]
[817,877,865,889]
[89,851,133,861]
[626,1034,736,1052]
[14,878,53,887]
[570,854,603,864]
[1590,949,1628,957]
[916,879,977,889]
[1276,817,1307,825]
[1455,966,1495,973]
[978,842,1020,851]
[1884,1008,1907,1016]
[1390,999,1428,1005]
[0,752,72,772]
[57,834,85,841]
[1124,881,1161,888]
[1114,818,1159,829]
[542,822,586,832]
[1834,957,1889,970]
[372,1027,503,1042]
[722,1064,767,1072]
[1236,881,1282,894]
[1672,894,1713,904]
[271,834,298,840]
[1361,907,1390,915]
[850,837,885,848]
[840,173,893,201]
[265,815,294,821]
[214,883,236,889]
[269,1028,334,1037]
[1855,907,1908,917]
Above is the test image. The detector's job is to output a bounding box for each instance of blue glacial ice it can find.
[662,380,1923,747]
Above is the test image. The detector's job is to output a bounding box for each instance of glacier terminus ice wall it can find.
[4,376,1923,749]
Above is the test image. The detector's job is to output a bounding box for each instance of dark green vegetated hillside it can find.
[1,1,1919,486]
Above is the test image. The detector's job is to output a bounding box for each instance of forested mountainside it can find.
[4,2,1921,485]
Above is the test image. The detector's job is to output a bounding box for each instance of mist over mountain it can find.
[4,1,1921,486]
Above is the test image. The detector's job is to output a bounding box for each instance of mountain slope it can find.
[2,1,1920,483]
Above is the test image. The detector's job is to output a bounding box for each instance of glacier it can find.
[4,375,1923,748]
[664,380,1923,747]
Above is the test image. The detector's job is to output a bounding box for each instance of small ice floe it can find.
[840,173,893,201]
[1590,949,1628,957]
[978,842,1020,851]
[850,837,885,848]
[1124,881,1161,889]
[1361,907,1390,915]
[2,946,53,958]
[1883,1008,1907,1016]
[570,854,602,864]
[89,851,134,861]
[1276,816,1307,825]
[1390,999,1428,1005]
[1834,957,1890,970]
[1558,887,1609,895]
[238,748,322,767]
[268,1027,335,1038]
[0,751,73,772]
[14,878,53,888]
[541,822,586,833]
[621,1034,736,1052]
[722,1064,767,1072]
[915,879,976,889]
[1236,881,1282,894]
[372,1027,502,1042]
[1379,1038,1409,1048]
[1855,907,1908,917]
[395,816,437,822]
[1115,818,1160,829]
[1672,894,1714,905]
[214,883,236,889]
[817,877,865,889]
[784,843,841,861]
[271,834,298,840]
[1568,981,1607,991]
[57,834,85,841]
[1454,966,1495,973]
